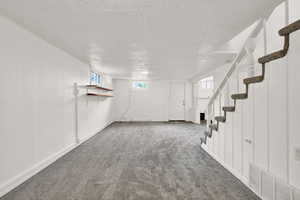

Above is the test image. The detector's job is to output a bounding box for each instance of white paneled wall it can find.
[253,23,269,172]
[267,2,289,182]
[0,15,114,197]
[201,1,300,198]
[113,80,170,121]
[288,0,300,189]
[112,80,193,122]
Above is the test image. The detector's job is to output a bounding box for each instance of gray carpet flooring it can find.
[1,122,260,200]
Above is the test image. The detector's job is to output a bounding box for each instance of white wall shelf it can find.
[85,85,113,91]
[86,93,114,97]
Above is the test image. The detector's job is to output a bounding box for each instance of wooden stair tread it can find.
[215,116,226,123]
[231,93,248,100]
[223,106,235,112]
[258,49,287,64]
[244,76,264,85]
[279,19,300,36]
[204,130,212,138]
[209,124,218,131]
[200,137,207,145]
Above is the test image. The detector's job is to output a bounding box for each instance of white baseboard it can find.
[202,147,265,199]
[0,121,113,198]
[202,145,300,200]
[0,143,76,198]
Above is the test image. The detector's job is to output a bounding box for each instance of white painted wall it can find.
[1,0,298,198]
[113,79,193,122]
[201,1,300,198]
[192,64,231,123]
[192,86,211,124]
[0,15,114,196]
[287,0,300,189]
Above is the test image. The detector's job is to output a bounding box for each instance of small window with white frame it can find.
[200,76,214,89]
[90,71,102,86]
[132,81,149,89]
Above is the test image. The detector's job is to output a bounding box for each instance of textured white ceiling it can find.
[0,0,283,80]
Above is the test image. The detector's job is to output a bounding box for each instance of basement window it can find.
[200,76,214,89]
[90,71,102,86]
[132,81,148,89]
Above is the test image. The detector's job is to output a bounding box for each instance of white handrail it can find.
[207,19,264,111]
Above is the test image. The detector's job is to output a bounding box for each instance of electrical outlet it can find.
[295,147,300,162]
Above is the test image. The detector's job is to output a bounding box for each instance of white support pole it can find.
[73,82,80,144]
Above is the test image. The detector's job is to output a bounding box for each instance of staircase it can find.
[201,19,300,145]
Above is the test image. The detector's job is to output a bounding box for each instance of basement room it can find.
[0,0,300,199]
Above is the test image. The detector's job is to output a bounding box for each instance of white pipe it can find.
[73,82,80,144]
